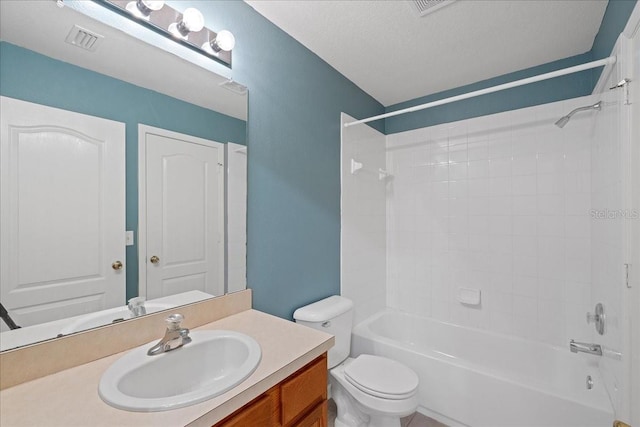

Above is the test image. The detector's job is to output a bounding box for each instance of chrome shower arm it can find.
[565,102,601,119]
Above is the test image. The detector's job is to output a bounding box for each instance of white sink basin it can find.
[60,303,174,335]
[99,330,261,412]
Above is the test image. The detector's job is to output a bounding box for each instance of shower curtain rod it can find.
[344,56,617,128]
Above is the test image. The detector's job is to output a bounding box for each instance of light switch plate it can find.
[126,230,134,246]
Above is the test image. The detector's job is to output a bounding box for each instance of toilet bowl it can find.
[293,296,419,427]
[330,356,419,427]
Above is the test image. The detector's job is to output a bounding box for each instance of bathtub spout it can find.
[569,340,602,356]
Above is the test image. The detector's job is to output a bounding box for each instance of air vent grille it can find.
[408,0,457,17]
[219,79,248,95]
[65,25,104,52]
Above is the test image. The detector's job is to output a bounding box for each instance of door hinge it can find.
[625,263,631,288]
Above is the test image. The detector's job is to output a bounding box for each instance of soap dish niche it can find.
[457,287,481,306]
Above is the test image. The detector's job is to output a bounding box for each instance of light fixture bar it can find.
[95,0,233,67]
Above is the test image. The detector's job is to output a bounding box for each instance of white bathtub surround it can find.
[385,95,597,348]
[352,309,613,427]
[340,113,387,324]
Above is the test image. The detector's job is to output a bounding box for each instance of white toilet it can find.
[294,295,419,427]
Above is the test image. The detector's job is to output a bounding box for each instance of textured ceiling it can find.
[245,0,608,106]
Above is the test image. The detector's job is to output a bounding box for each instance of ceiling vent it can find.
[408,0,457,17]
[65,25,104,52]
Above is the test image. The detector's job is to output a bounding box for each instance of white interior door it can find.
[139,125,224,299]
[0,96,126,329]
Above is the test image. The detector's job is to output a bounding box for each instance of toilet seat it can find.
[343,355,418,400]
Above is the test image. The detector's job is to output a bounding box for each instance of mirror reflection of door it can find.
[0,97,126,330]
[139,125,224,300]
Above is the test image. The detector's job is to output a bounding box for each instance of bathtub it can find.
[351,310,613,427]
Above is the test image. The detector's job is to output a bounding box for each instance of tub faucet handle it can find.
[586,303,605,335]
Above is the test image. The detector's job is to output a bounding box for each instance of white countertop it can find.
[0,309,334,427]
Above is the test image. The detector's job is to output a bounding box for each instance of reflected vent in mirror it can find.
[219,79,248,95]
[408,0,457,17]
[65,25,104,52]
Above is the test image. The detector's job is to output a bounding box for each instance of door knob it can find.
[112,261,123,270]
[150,255,160,264]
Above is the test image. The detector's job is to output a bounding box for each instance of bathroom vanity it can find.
[0,291,334,426]
[215,354,327,427]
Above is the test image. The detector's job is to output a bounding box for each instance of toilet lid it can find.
[344,355,418,400]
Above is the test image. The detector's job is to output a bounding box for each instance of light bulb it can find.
[181,8,204,32]
[168,7,204,39]
[215,30,235,51]
[141,0,164,11]
[202,30,235,54]
[125,0,164,18]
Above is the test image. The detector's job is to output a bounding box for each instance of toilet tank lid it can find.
[293,295,353,322]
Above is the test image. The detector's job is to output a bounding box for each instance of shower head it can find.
[554,101,601,128]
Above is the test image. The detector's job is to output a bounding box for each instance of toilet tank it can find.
[293,295,353,369]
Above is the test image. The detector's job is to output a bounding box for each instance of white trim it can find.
[137,125,147,298]
[344,56,617,127]
[623,1,640,38]
[137,124,225,299]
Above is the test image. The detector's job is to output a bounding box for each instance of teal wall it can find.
[176,1,385,319]
[385,0,637,134]
[0,41,247,301]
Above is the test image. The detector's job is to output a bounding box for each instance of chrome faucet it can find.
[127,297,147,317]
[569,340,602,356]
[147,314,191,356]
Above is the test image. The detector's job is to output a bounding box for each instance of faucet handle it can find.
[586,303,605,335]
[128,296,145,309]
[165,314,184,330]
[127,297,146,317]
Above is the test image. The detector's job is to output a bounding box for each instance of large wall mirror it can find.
[0,1,248,350]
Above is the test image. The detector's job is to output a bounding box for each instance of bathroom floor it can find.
[327,399,448,427]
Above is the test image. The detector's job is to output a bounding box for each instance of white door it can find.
[139,125,224,299]
[0,96,126,328]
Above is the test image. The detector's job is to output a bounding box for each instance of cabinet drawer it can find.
[281,355,327,426]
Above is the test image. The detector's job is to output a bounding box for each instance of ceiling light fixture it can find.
[96,0,234,67]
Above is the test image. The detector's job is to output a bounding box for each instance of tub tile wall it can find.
[341,113,387,325]
[386,96,597,347]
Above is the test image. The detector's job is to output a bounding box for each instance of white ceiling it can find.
[245,0,608,106]
[0,1,246,120]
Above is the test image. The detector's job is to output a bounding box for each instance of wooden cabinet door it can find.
[281,356,327,426]
[293,400,327,427]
